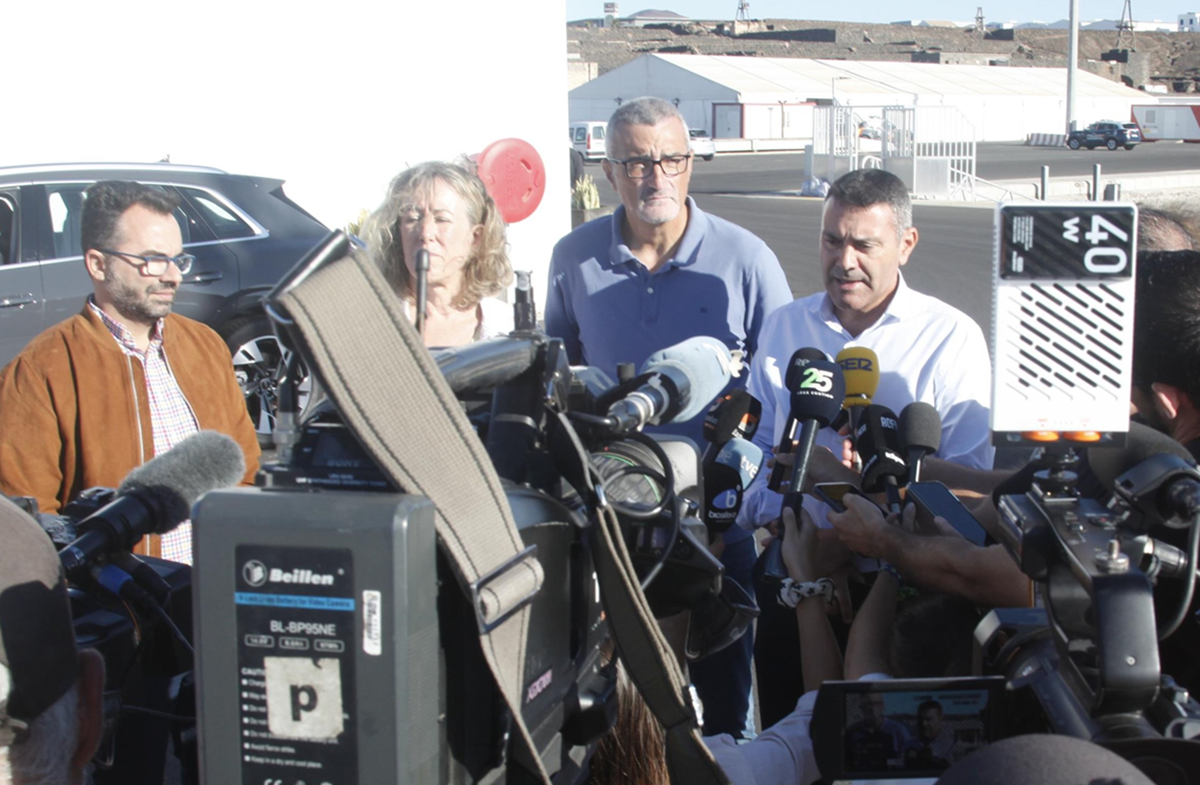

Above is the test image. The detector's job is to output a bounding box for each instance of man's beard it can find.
[107,276,177,325]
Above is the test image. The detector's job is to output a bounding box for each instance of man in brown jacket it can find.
[0,181,259,563]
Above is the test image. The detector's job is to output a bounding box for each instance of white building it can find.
[1181,12,1200,31]
[569,54,1149,143]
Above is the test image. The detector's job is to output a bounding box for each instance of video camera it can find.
[188,232,756,784]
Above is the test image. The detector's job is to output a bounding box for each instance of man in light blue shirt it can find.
[545,96,792,739]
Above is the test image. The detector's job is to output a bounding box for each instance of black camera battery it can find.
[191,487,439,785]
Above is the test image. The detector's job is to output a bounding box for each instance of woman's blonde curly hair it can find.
[362,160,512,311]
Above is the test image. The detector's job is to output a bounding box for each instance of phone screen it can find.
[813,482,864,513]
[905,482,988,546]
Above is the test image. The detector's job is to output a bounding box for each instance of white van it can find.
[570,121,607,162]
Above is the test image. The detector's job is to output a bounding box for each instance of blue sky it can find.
[565,1,1190,24]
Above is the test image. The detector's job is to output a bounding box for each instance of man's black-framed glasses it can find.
[98,249,195,276]
[607,153,692,179]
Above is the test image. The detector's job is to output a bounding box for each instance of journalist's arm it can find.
[829,494,1031,609]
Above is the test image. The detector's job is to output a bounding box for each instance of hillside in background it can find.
[568,19,1200,92]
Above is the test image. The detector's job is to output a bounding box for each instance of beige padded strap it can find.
[274,251,548,780]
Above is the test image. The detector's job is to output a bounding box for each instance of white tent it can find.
[570,54,1148,142]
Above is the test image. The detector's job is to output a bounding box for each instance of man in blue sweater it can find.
[545,95,792,738]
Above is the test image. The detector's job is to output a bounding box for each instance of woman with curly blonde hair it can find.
[363,160,513,346]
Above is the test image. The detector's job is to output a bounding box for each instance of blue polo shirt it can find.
[545,198,792,542]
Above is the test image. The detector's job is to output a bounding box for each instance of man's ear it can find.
[1150,382,1188,424]
[83,250,107,282]
[897,226,919,267]
[70,649,105,774]
[601,158,618,191]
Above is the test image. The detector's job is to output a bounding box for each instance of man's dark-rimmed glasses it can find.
[98,249,195,276]
[607,154,692,179]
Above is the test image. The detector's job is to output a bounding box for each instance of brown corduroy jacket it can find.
[0,305,260,534]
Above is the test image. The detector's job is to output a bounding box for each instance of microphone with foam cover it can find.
[59,431,246,578]
[899,401,941,484]
[703,438,765,534]
[836,346,880,449]
[768,348,835,491]
[702,389,762,458]
[606,337,734,432]
[856,404,907,512]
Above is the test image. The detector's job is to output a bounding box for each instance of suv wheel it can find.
[223,314,311,449]
[1106,138,1118,151]
[1068,138,1081,150]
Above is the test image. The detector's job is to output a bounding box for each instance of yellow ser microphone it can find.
[836,346,880,450]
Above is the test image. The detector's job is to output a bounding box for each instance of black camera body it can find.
[985,452,1200,746]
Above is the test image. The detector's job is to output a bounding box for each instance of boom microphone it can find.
[856,404,907,513]
[836,346,880,452]
[899,401,941,484]
[606,337,734,433]
[768,348,833,490]
[59,431,246,578]
[702,438,765,534]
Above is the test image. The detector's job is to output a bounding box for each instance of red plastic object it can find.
[474,138,545,224]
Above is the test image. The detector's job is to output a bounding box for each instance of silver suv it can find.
[0,163,328,446]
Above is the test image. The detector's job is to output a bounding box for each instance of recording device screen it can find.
[905,482,989,547]
[812,677,1008,780]
[813,482,866,513]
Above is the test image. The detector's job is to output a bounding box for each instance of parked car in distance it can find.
[688,129,717,161]
[1067,121,1141,151]
[0,162,329,447]
[570,121,607,162]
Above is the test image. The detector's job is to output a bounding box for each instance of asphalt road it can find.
[585,140,1199,197]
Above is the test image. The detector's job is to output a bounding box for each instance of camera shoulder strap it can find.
[274,250,550,780]
[274,247,728,785]
[590,501,731,784]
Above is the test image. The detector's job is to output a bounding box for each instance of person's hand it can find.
[780,505,818,584]
[930,514,965,540]
[827,493,889,559]
[767,446,861,491]
[708,531,727,559]
[890,502,919,535]
[827,563,862,624]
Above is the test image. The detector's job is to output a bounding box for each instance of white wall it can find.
[7,0,568,303]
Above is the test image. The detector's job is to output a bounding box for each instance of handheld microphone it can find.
[836,346,880,452]
[856,404,908,513]
[899,401,941,484]
[702,390,762,459]
[606,337,734,433]
[758,359,845,588]
[414,248,430,337]
[768,348,833,490]
[59,431,246,578]
[702,438,765,534]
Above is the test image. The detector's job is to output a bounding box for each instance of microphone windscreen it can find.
[716,437,764,490]
[857,404,908,492]
[836,346,880,408]
[703,390,762,445]
[642,337,734,423]
[1088,421,1196,490]
[119,431,246,534]
[787,358,846,428]
[703,438,764,532]
[783,347,831,391]
[900,401,942,456]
